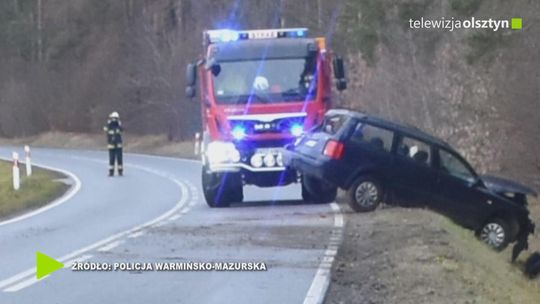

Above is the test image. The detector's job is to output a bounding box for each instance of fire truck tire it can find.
[202,167,243,208]
[301,175,337,204]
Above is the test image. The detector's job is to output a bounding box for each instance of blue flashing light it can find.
[206,28,308,44]
[232,126,247,140]
[208,29,239,43]
[290,124,304,137]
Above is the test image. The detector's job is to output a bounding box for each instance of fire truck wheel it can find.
[202,167,243,208]
[301,176,337,204]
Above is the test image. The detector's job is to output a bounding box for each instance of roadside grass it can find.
[0,160,68,220]
[435,199,540,304]
[0,132,196,159]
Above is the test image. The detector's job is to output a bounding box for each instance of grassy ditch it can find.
[0,160,68,219]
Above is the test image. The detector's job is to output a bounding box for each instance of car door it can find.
[389,135,437,205]
[342,122,395,185]
[432,147,489,228]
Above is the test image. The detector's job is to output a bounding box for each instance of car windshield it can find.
[439,149,477,182]
[212,57,317,104]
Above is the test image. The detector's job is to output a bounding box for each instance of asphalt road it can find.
[0,148,343,304]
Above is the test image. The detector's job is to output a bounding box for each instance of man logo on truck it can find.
[185,28,347,207]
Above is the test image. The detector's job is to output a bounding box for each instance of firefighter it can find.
[103,112,124,176]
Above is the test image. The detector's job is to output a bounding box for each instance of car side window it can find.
[396,136,431,166]
[438,149,476,182]
[350,123,393,152]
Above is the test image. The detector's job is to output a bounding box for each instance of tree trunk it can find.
[36,0,43,63]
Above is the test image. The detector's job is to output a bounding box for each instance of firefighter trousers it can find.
[108,148,123,175]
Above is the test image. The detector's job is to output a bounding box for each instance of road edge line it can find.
[0,163,191,291]
[302,202,345,304]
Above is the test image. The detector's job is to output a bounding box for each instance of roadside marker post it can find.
[194,132,201,155]
[24,145,32,176]
[12,152,20,191]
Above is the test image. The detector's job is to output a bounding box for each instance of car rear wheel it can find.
[202,167,243,208]
[301,176,337,204]
[347,176,382,212]
[477,218,511,251]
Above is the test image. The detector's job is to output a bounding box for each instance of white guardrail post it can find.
[24,145,32,176]
[12,152,20,191]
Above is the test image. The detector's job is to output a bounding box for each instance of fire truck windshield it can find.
[212,57,317,104]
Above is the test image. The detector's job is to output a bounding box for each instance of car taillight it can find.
[323,140,344,159]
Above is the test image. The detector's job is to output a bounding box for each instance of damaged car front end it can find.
[479,175,537,261]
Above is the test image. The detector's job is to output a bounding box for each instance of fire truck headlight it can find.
[276,153,284,167]
[250,154,263,168]
[206,142,240,164]
[232,126,247,140]
[263,154,276,167]
[290,124,304,137]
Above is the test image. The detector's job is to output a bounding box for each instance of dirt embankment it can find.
[326,197,540,304]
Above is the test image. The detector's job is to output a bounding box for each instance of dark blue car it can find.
[284,109,536,259]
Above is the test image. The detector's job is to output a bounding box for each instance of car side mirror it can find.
[333,56,347,91]
[468,178,484,188]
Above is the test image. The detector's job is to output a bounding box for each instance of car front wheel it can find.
[478,218,511,251]
[347,176,382,212]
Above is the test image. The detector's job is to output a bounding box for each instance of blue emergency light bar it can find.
[205,28,308,44]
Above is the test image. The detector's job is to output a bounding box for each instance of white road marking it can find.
[302,202,345,304]
[0,158,82,228]
[0,162,192,292]
[128,231,145,238]
[63,255,93,268]
[97,241,121,252]
[168,214,182,221]
[4,255,93,293]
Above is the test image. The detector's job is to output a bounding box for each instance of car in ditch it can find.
[284,109,536,259]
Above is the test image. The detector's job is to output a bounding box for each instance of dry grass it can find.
[0,132,197,159]
[0,160,68,220]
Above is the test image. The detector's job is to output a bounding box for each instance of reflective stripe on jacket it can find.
[104,119,124,149]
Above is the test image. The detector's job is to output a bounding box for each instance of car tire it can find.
[477,218,511,251]
[347,176,382,212]
[202,167,243,208]
[301,176,337,204]
[524,252,540,278]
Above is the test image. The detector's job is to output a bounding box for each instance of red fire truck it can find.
[185,28,347,207]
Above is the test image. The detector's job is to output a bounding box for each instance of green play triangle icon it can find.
[36,252,64,279]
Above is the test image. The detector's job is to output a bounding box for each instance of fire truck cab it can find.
[186,28,346,207]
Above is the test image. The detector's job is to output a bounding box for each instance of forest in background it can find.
[0,0,539,187]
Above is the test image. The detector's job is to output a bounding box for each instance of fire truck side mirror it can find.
[186,63,197,86]
[185,86,196,98]
[333,57,347,91]
[186,63,197,98]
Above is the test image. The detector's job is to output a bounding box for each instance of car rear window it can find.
[322,114,348,135]
[350,123,394,152]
